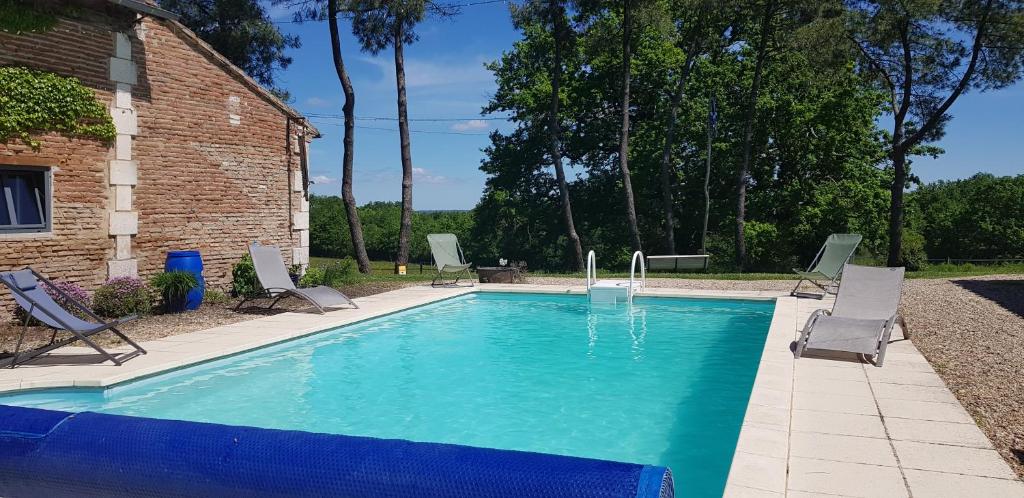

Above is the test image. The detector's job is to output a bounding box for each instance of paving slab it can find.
[790,432,898,467]
[870,382,960,404]
[893,440,1020,479]
[791,409,888,439]
[788,457,909,497]
[903,469,1024,498]
[885,417,993,448]
[876,397,976,424]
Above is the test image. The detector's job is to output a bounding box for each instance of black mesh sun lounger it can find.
[0,269,146,368]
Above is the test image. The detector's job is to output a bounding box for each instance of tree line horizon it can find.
[164,0,1024,272]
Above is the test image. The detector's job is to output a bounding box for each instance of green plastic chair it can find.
[427,233,473,287]
[791,234,863,298]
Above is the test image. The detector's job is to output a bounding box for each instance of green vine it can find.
[0,0,59,34]
[0,66,116,150]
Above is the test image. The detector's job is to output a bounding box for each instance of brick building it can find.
[0,0,315,302]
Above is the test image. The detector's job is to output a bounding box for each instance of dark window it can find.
[1,167,51,234]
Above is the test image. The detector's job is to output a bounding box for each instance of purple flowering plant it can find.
[92,276,152,318]
[12,279,91,324]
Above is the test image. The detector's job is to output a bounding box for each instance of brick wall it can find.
[0,8,309,315]
[130,18,303,287]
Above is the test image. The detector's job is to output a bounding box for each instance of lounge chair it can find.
[0,269,146,368]
[427,233,473,287]
[791,233,863,298]
[238,242,358,313]
[794,264,906,367]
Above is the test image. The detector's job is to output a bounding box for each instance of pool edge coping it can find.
[722,295,798,496]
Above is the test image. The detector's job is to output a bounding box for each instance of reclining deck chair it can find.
[0,269,146,368]
[794,264,906,367]
[427,233,473,287]
[791,233,862,299]
[237,242,358,314]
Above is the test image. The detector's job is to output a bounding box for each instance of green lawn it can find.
[309,257,1024,282]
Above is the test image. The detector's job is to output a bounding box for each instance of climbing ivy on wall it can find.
[0,67,116,150]
[0,0,59,34]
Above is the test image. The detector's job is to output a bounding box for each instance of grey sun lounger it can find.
[0,269,146,368]
[794,264,906,367]
[238,242,358,314]
[791,233,862,299]
[427,233,474,287]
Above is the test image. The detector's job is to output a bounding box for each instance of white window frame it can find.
[0,166,52,235]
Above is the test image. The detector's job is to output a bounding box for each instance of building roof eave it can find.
[107,0,179,21]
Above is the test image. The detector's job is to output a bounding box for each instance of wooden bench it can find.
[646,254,710,272]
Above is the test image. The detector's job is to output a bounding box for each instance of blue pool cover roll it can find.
[0,405,673,498]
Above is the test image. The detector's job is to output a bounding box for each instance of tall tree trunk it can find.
[394,24,414,268]
[887,146,906,267]
[736,0,773,270]
[328,1,371,274]
[702,102,713,255]
[658,53,694,254]
[619,0,642,252]
[548,0,584,270]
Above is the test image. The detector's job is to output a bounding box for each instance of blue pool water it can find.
[0,292,773,497]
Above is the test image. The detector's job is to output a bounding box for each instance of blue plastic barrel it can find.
[164,250,205,311]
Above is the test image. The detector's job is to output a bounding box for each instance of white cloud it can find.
[304,96,334,109]
[311,175,337,185]
[413,167,448,184]
[451,119,489,131]
[364,166,451,185]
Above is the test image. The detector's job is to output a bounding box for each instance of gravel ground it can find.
[2,274,1022,477]
[898,275,1024,479]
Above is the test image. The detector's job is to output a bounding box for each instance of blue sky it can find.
[268,2,1023,210]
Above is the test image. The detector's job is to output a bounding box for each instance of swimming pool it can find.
[0,292,774,497]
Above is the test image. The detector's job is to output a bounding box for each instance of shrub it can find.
[150,271,198,313]
[231,254,262,297]
[203,289,229,305]
[13,279,90,324]
[302,259,356,288]
[899,230,928,271]
[704,233,739,273]
[92,276,152,318]
[322,258,357,286]
[299,266,326,287]
[745,221,787,272]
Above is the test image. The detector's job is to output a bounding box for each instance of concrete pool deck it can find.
[0,283,1021,497]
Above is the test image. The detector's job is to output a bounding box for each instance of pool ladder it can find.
[586,250,646,304]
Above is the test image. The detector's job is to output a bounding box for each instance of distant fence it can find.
[926,258,1024,265]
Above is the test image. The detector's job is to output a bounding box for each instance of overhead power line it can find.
[305,113,509,122]
[309,120,492,136]
[271,0,507,24]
